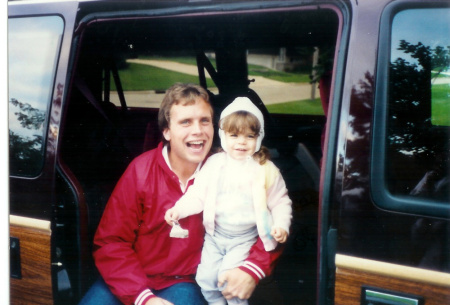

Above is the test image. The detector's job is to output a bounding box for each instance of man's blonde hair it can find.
[158,83,212,143]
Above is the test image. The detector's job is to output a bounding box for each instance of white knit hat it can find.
[218,97,265,153]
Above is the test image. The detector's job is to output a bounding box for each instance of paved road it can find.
[113,59,319,108]
[433,77,450,85]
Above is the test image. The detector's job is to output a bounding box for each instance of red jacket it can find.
[93,143,283,305]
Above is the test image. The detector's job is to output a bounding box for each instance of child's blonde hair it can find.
[220,111,270,165]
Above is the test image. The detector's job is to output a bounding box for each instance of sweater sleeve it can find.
[93,161,153,305]
[174,177,207,219]
[266,163,292,234]
[239,162,291,283]
[175,155,215,219]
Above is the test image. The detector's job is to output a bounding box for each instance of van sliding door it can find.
[8,2,78,304]
[331,1,450,304]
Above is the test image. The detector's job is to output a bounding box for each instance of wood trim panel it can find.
[10,215,51,232]
[334,254,450,305]
[10,216,53,305]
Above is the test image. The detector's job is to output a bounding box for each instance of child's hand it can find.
[271,227,288,243]
[164,208,180,225]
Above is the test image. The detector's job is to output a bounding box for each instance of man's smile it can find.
[187,140,206,150]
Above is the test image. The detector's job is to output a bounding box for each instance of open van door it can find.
[8,1,78,304]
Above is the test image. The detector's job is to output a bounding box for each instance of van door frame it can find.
[315,1,351,304]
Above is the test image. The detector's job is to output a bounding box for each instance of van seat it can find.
[142,121,161,152]
[295,143,320,191]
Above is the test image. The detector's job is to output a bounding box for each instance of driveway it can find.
[113,59,319,108]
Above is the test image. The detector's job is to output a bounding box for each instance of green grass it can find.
[136,56,310,83]
[114,62,215,91]
[266,98,324,115]
[116,57,321,116]
[431,83,450,126]
[248,64,311,83]
[432,71,450,78]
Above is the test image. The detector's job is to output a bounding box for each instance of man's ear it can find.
[162,128,171,141]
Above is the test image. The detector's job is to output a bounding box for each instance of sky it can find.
[391,8,450,71]
[8,16,63,139]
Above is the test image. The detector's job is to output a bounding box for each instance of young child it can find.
[165,97,292,305]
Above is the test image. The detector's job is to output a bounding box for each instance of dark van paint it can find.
[8,0,449,304]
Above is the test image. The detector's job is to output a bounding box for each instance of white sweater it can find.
[174,152,292,251]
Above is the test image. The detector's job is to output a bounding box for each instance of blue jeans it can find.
[78,277,206,305]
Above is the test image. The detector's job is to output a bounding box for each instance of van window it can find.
[110,52,216,108]
[111,47,329,117]
[8,16,64,177]
[112,48,326,116]
[248,46,328,116]
[373,6,450,217]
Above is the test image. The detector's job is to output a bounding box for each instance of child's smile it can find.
[224,130,258,160]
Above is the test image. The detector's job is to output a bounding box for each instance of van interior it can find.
[56,6,340,304]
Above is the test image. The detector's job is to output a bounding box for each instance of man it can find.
[80,83,283,305]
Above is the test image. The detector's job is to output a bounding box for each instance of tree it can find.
[388,40,449,158]
[387,40,449,195]
[9,98,46,176]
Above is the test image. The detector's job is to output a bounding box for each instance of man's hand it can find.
[218,268,256,300]
[145,296,174,305]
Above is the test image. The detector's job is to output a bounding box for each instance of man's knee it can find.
[155,282,206,305]
[78,278,121,305]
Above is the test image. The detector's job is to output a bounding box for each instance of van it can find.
[8,0,449,304]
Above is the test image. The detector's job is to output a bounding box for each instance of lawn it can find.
[266,98,324,115]
[113,62,216,91]
[116,56,322,116]
[431,83,450,126]
[248,64,311,83]
[128,56,311,85]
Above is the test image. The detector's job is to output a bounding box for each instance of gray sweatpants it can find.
[196,227,258,305]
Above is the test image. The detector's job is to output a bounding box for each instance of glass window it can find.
[110,47,331,117]
[109,51,217,108]
[248,46,329,116]
[373,6,449,217]
[126,49,325,116]
[8,16,64,177]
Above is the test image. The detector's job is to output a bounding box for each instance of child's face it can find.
[224,129,258,160]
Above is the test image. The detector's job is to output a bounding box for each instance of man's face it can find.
[163,98,214,171]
